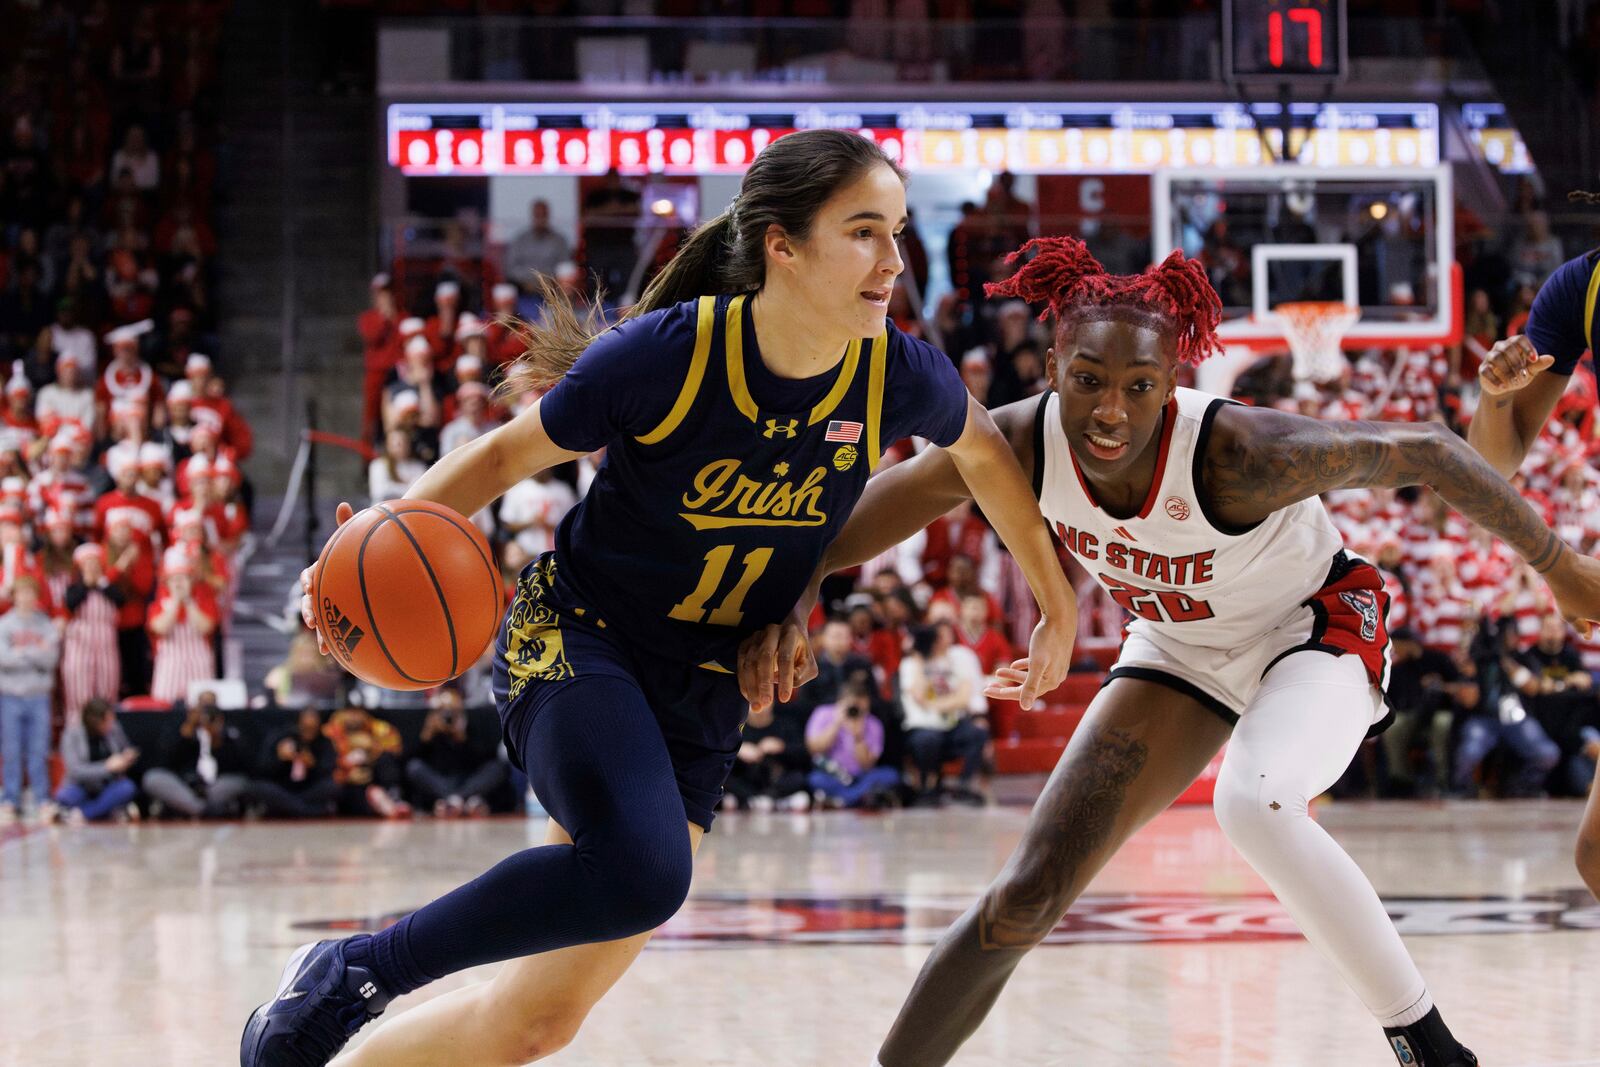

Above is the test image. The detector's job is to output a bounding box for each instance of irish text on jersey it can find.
[679,458,830,530]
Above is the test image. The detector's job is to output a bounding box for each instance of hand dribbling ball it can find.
[312,500,502,690]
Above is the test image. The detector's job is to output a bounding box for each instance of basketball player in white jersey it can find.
[742,238,1600,1065]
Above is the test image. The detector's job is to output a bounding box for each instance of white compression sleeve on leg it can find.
[1212,650,1430,1025]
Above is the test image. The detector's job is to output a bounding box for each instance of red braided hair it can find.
[984,236,1223,366]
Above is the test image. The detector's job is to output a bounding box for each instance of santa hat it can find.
[166,380,194,405]
[161,544,194,577]
[184,454,215,480]
[454,353,483,376]
[138,442,170,470]
[1,477,27,502]
[435,280,460,301]
[455,312,484,340]
[390,389,421,416]
[72,542,105,566]
[370,272,392,291]
[104,319,154,347]
[172,506,205,534]
[190,408,223,436]
[185,353,213,376]
[110,396,146,422]
[404,335,433,359]
[5,363,31,398]
[398,317,426,337]
[211,454,238,485]
[106,452,136,481]
[47,433,74,456]
[492,282,517,304]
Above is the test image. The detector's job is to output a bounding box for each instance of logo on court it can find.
[763,418,799,439]
[320,598,366,659]
[1165,496,1190,521]
[1338,589,1381,642]
[298,889,1600,949]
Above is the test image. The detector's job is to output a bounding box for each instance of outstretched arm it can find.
[1204,406,1600,630]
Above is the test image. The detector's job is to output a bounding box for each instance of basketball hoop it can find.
[1274,301,1360,384]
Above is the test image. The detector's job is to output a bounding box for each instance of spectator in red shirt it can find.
[106,514,157,696]
[358,273,404,441]
[424,280,462,370]
[955,591,1013,674]
[483,283,524,368]
[95,453,165,542]
[148,546,218,704]
[184,354,253,462]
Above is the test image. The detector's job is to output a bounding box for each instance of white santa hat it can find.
[390,389,421,415]
[185,353,213,375]
[435,280,460,301]
[138,442,170,470]
[454,353,483,376]
[455,312,484,339]
[404,335,433,359]
[5,362,30,398]
[492,282,517,304]
[161,544,195,577]
[104,319,154,346]
[398,317,426,337]
[166,380,194,405]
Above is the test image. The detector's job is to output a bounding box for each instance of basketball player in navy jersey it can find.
[1469,215,1600,901]
[750,238,1600,1066]
[240,130,1081,1067]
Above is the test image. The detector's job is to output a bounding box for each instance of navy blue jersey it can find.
[1525,251,1600,375]
[533,293,969,671]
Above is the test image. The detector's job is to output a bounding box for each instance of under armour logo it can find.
[763,418,798,439]
[359,982,378,999]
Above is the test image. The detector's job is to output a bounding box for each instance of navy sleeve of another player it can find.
[878,328,971,449]
[537,303,697,453]
[1525,254,1596,376]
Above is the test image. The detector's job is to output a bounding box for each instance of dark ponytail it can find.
[500,129,906,399]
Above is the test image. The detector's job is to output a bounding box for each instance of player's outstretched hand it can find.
[1543,550,1600,639]
[1478,335,1556,396]
[300,501,355,655]
[736,607,818,714]
[985,612,1076,710]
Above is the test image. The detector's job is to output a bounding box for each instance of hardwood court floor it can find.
[2,800,1597,1066]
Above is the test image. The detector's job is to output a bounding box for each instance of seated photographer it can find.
[723,699,812,812]
[1453,617,1561,798]
[248,708,339,819]
[805,676,902,809]
[405,688,507,817]
[140,691,253,818]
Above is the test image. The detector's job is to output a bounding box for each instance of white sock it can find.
[1381,989,1435,1028]
[1212,652,1430,1023]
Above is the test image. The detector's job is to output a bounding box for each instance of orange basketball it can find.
[312,499,503,691]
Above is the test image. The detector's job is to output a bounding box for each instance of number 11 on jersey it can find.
[670,545,774,626]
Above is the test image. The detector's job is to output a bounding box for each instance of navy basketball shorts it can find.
[492,553,748,831]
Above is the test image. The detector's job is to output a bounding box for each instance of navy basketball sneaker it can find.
[240,939,391,1066]
[1384,1008,1479,1066]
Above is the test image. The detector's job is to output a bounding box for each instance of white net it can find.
[1274,301,1361,384]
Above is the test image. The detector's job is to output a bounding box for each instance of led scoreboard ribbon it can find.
[387,102,1440,177]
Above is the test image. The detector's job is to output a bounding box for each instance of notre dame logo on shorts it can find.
[832,444,858,471]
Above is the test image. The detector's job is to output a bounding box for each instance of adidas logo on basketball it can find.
[321,597,367,660]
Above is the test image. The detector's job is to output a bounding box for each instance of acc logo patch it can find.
[1165,496,1191,521]
[833,444,858,472]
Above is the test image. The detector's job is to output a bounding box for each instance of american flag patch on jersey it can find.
[825,420,863,443]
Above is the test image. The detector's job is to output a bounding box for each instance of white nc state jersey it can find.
[1035,387,1343,650]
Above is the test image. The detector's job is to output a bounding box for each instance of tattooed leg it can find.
[877,678,1232,1067]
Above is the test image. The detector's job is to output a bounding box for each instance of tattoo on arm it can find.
[1207,412,1568,574]
[977,726,1148,950]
